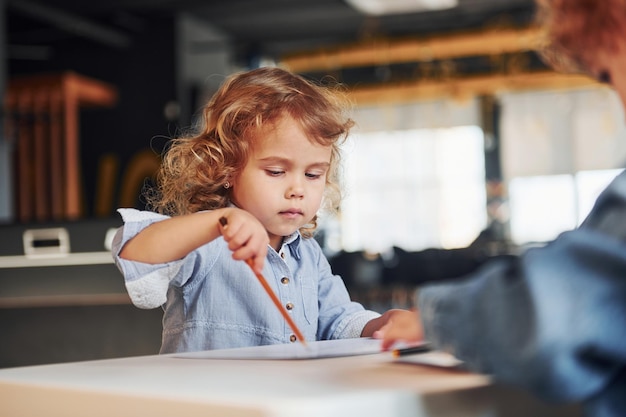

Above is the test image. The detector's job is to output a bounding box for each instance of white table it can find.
[0,339,582,417]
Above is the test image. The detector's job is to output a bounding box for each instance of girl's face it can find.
[231,115,332,250]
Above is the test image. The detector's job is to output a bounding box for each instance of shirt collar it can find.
[282,231,302,260]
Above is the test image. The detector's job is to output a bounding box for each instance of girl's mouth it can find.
[280,209,303,219]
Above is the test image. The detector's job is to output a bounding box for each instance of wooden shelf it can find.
[5,71,118,222]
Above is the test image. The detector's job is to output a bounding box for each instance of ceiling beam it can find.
[348,70,599,105]
[279,26,601,104]
[280,26,543,73]
[8,0,131,49]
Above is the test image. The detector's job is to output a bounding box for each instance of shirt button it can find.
[281,277,290,285]
[285,302,294,310]
[289,334,297,343]
[280,252,286,259]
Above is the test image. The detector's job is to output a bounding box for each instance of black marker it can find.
[392,343,431,358]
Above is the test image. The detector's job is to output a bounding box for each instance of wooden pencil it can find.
[219,216,307,346]
[245,258,307,347]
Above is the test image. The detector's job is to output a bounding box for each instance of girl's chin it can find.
[268,226,301,239]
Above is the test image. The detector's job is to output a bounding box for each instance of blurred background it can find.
[1,0,625,367]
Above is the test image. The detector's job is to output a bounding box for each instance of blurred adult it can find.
[376,1,626,416]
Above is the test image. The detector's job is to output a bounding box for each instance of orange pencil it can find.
[245,258,307,346]
[219,216,307,346]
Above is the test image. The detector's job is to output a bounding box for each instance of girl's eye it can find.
[266,169,284,176]
[306,172,322,179]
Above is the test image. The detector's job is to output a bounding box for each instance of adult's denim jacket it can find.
[112,208,379,354]
[418,170,626,417]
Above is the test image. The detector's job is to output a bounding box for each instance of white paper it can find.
[174,338,385,360]
[395,351,463,368]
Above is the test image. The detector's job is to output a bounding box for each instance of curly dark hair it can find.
[147,67,354,238]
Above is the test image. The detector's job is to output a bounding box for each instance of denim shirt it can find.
[112,208,380,354]
[418,169,626,417]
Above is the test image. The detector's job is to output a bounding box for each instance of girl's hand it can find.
[218,209,269,274]
[367,308,425,351]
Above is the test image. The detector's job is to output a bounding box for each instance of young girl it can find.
[112,66,411,353]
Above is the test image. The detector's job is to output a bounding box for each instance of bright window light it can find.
[508,169,624,245]
[509,175,576,245]
[345,0,458,15]
[576,169,624,225]
[337,125,486,253]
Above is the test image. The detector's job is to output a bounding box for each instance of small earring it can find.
[224,181,230,189]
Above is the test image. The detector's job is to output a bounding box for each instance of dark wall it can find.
[0,0,10,221]
[8,14,178,217]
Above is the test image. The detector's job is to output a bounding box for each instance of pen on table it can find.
[391,343,431,358]
[219,216,308,347]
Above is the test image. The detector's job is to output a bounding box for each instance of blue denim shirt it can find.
[418,169,626,417]
[112,208,380,354]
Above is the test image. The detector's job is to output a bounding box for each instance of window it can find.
[501,88,626,245]
[508,175,576,244]
[508,169,623,244]
[335,126,487,253]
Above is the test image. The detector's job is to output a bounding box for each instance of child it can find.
[112,66,412,353]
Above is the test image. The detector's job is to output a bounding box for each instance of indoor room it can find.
[1,1,624,416]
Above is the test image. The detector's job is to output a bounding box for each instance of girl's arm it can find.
[119,207,269,273]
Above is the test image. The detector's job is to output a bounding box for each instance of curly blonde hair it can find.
[147,67,354,238]
[535,0,626,73]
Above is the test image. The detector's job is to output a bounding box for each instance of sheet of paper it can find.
[174,337,388,360]
[394,351,463,368]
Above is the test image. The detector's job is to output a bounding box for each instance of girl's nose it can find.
[286,179,304,198]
